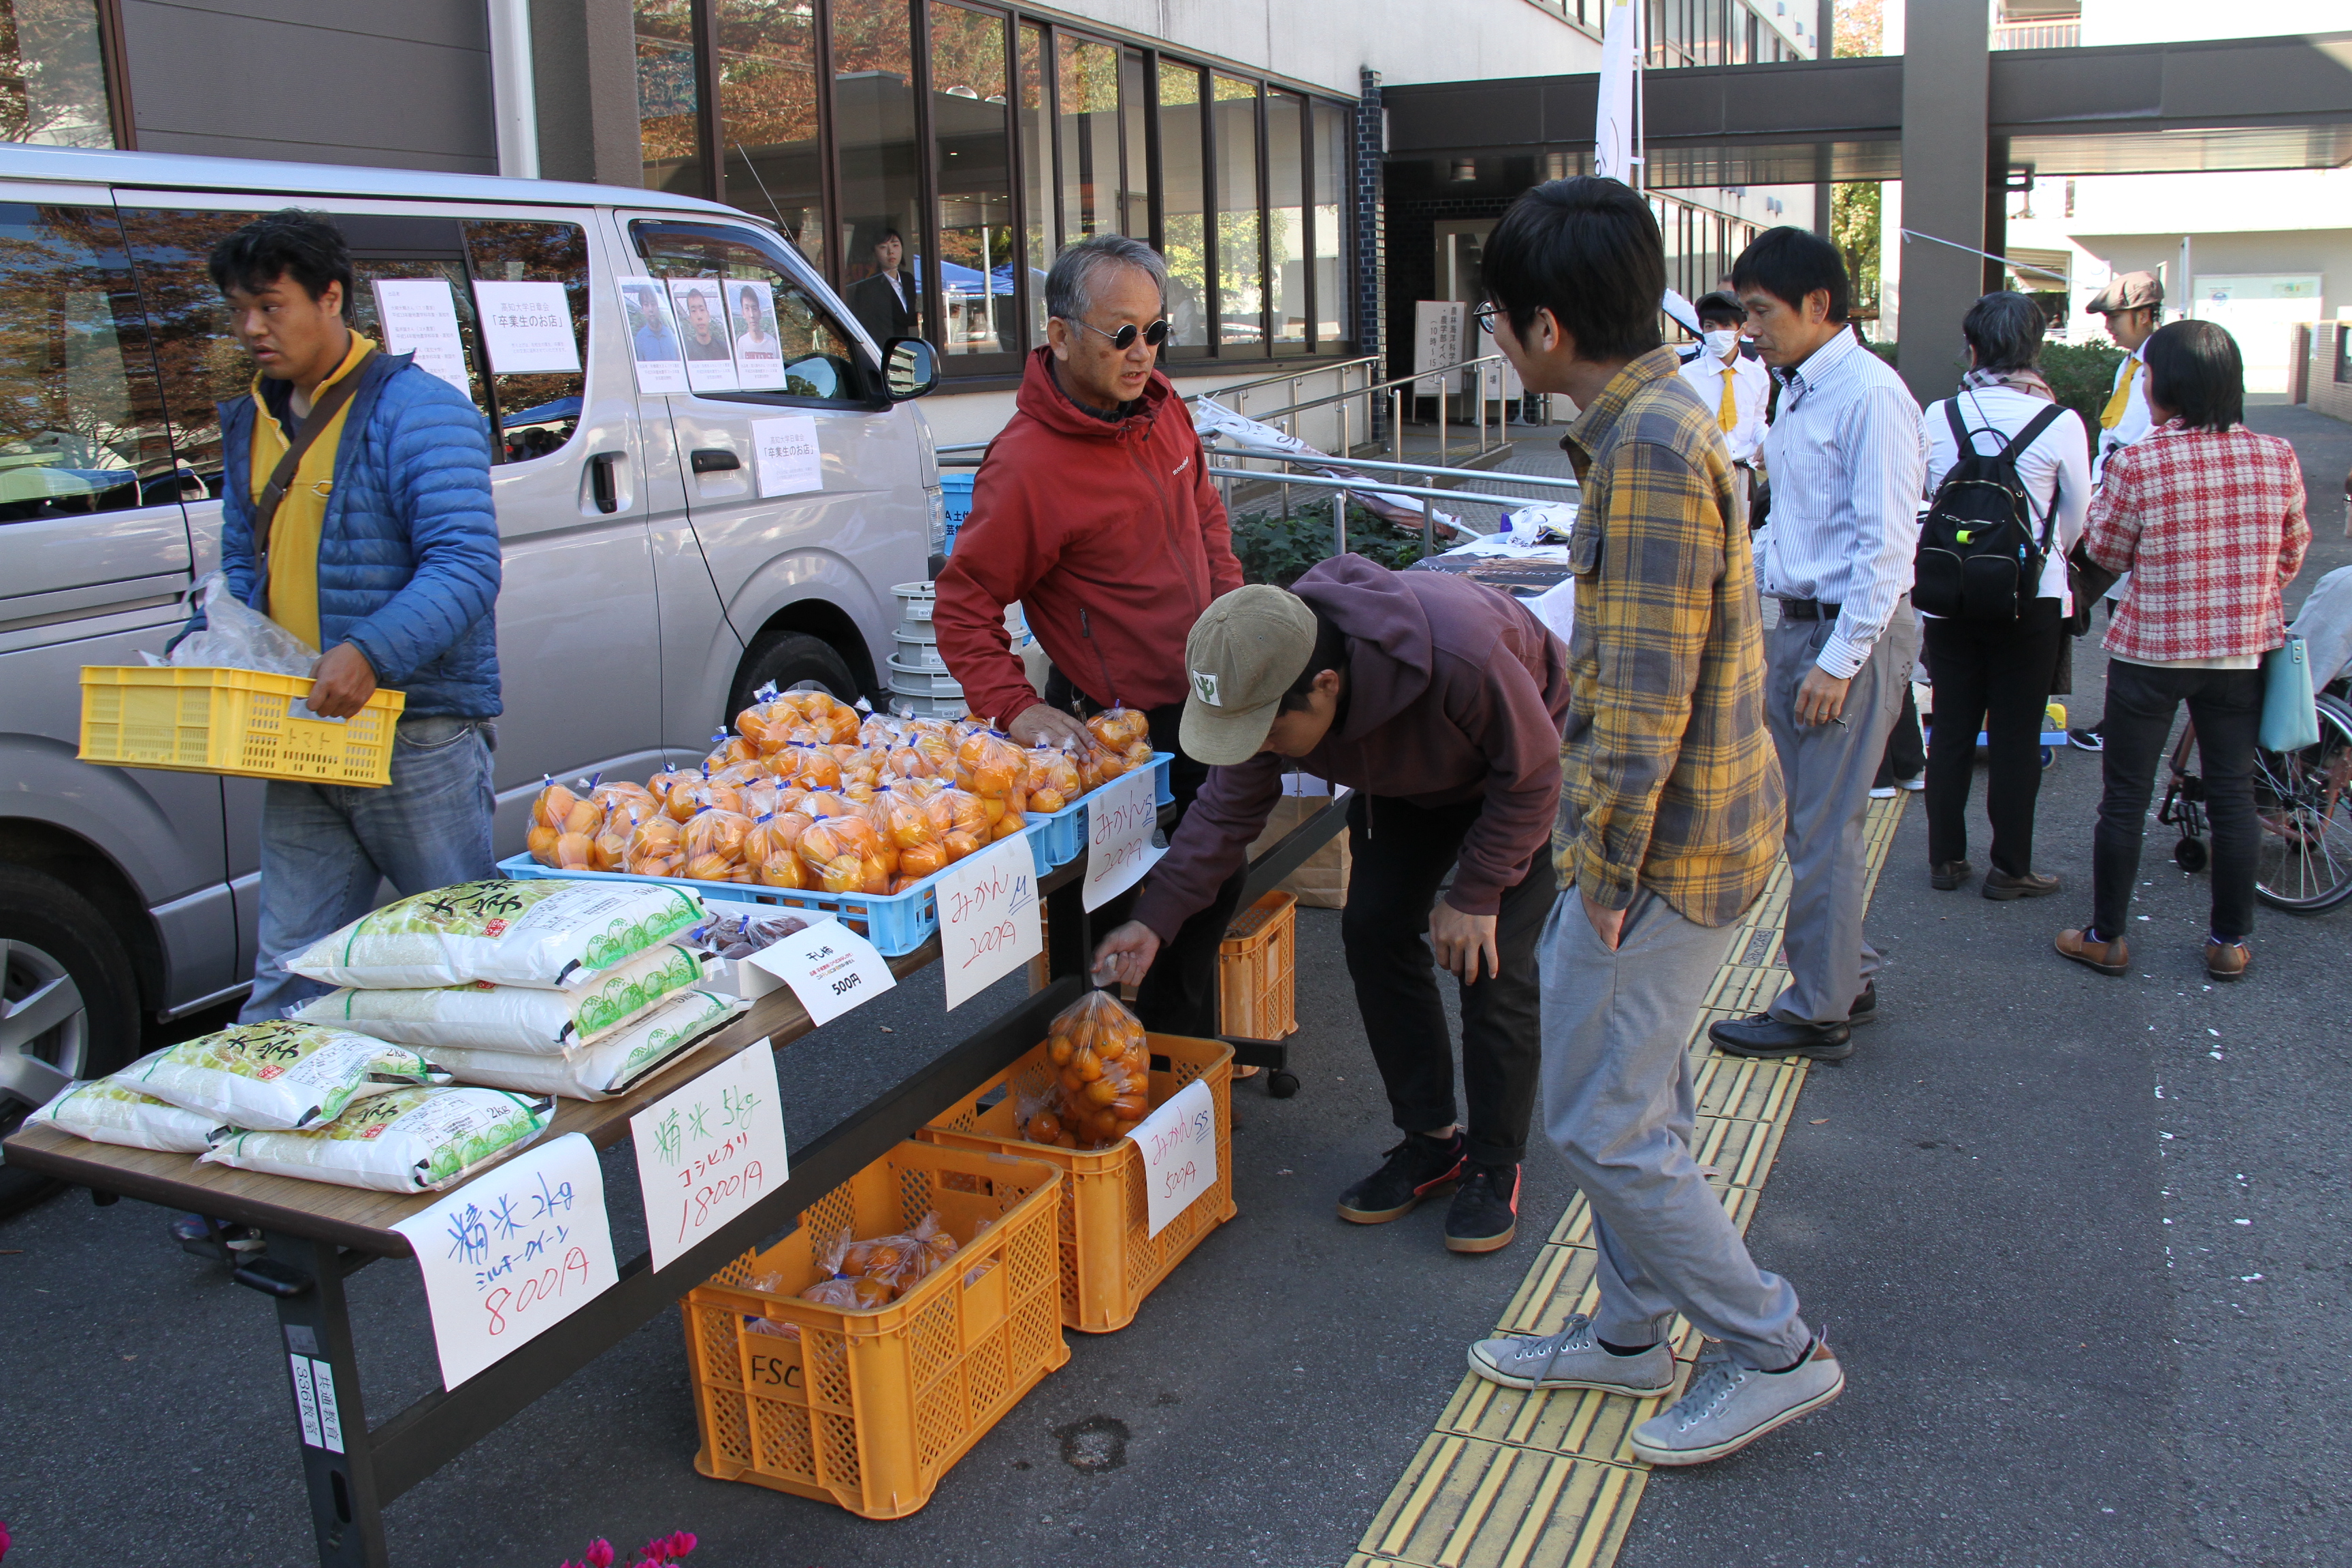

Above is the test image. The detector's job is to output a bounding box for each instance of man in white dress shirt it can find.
[1678,291,1770,527]
[2069,270,2164,750]
[1710,227,1925,1060]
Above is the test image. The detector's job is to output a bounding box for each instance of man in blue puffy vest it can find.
[191,210,503,1022]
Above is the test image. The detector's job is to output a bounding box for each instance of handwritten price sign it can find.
[391,1132,619,1390]
[937,833,1041,1009]
[632,1039,790,1271]
[745,917,895,1026]
[1128,1077,1218,1237]
[1081,765,1165,911]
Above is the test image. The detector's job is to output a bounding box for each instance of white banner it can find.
[1595,0,1639,187]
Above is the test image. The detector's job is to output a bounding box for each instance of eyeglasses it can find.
[1472,302,1503,336]
[1063,316,1172,351]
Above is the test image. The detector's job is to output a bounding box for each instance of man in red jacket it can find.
[935,233,1245,1035]
[1093,559,1570,1253]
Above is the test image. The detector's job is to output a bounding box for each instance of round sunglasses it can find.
[1064,316,1172,351]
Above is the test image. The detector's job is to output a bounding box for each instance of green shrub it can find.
[2040,341,2125,430]
[1228,502,1431,588]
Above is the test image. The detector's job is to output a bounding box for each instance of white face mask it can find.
[1703,329,1740,360]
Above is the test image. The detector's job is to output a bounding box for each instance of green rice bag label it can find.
[352,881,568,943]
[574,943,704,1036]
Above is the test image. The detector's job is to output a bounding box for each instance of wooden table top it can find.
[1,936,945,1258]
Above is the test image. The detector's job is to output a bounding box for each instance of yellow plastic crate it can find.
[683,1141,1067,1520]
[1219,891,1298,1041]
[78,666,405,788]
[919,1032,1236,1333]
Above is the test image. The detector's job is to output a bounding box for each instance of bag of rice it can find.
[128,1022,443,1132]
[291,942,711,1056]
[22,1051,227,1153]
[429,988,747,1100]
[200,1086,551,1193]
[284,879,706,991]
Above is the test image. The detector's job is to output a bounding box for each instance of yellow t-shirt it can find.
[247,332,376,651]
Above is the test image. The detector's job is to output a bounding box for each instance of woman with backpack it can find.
[2056,319,2309,984]
[1916,291,2091,899]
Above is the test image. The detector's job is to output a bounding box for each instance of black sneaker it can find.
[1444,1162,1520,1254]
[1336,1131,1465,1224]
[2068,727,2104,752]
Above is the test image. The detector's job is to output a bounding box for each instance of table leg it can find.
[261,1230,390,1568]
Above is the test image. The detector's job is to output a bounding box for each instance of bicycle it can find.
[2157,676,2352,912]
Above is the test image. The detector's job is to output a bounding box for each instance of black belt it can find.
[1778,598,1840,621]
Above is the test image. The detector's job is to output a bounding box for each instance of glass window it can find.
[929,3,1013,359]
[0,204,171,525]
[636,0,705,197]
[1156,63,1209,355]
[0,0,115,148]
[461,220,590,461]
[1056,35,1120,244]
[1212,75,1262,350]
[1267,91,1305,350]
[1119,51,1151,238]
[832,0,924,347]
[717,0,826,274]
[1311,99,1348,347]
[636,222,864,403]
[1017,21,1049,348]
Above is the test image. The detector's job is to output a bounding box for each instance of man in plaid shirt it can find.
[1460,178,1843,1469]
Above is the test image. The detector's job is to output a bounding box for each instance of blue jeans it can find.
[240,715,498,1022]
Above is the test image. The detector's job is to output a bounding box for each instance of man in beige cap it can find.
[2068,269,2164,751]
[1093,556,1569,1254]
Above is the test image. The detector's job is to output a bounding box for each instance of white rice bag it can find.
[200,1086,551,1192]
[284,879,706,991]
[429,988,747,1100]
[22,1051,227,1153]
[291,942,711,1056]
[127,1022,442,1132]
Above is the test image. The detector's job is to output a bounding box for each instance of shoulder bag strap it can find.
[251,346,374,610]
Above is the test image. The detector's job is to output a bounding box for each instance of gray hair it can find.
[1961,290,2047,374]
[1045,233,1167,324]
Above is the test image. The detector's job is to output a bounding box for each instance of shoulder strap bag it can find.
[250,346,373,615]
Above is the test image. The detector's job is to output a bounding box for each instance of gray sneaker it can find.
[1629,1339,1844,1466]
[1466,1312,1674,1396]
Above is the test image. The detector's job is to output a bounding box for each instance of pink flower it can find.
[583,1539,616,1568]
[1,1517,12,1562]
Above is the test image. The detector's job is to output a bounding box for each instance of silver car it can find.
[0,146,942,1162]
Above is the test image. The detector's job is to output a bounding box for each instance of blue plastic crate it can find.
[1028,751,1175,869]
[496,813,1055,959]
[940,473,975,555]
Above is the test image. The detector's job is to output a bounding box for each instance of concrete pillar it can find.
[1897,0,1988,404]
[1356,66,1386,401]
[531,0,644,188]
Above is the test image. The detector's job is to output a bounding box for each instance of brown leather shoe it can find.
[1982,869,2061,900]
[2204,938,2251,983]
[2055,928,2129,976]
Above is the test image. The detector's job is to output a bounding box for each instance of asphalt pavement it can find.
[1,406,2345,1568]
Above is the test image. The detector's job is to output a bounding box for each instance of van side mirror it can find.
[881,337,939,401]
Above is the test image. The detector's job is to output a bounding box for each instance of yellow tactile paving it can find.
[1349,796,1908,1568]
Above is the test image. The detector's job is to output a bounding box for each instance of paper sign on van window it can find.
[725,278,789,390]
[471,280,579,374]
[751,414,823,498]
[370,279,470,396]
[617,275,688,395]
[667,278,740,394]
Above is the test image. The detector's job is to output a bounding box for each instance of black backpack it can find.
[1913,397,2066,621]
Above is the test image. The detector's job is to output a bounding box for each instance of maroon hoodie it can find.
[934,347,1242,728]
[1130,555,1571,941]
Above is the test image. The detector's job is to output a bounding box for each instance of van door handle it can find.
[690,448,740,474]
[589,451,622,513]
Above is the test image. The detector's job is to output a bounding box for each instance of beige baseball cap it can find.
[2087,271,2162,314]
[1177,585,1319,765]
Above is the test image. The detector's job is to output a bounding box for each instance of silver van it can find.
[0,146,943,1145]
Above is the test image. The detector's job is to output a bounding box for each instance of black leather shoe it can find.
[1930,860,1972,891]
[1708,1012,1855,1060]
[1847,981,1878,1027]
[1444,1162,1520,1254]
[1337,1131,1465,1224]
[1982,868,2061,900]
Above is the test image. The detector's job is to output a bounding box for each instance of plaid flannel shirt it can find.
[2084,421,2308,664]
[1554,347,1783,928]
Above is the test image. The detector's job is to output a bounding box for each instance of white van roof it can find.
[0,144,751,221]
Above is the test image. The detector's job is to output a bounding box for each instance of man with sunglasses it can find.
[934,233,1245,1036]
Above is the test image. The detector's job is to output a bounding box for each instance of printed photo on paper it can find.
[617,275,688,395]
[726,278,789,390]
[668,277,740,393]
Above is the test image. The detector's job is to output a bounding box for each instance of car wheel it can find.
[0,866,142,1196]
[728,631,860,723]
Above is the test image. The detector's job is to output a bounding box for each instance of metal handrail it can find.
[1203,442,1580,491]
[1200,464,1571,559]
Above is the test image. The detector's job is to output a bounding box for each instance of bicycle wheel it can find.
[2253,693,2352,912]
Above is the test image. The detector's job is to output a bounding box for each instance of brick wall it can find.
[1354,66,1386,425]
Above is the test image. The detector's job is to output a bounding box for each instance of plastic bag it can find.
[1043,990,1152,1149]
[682,808,755,882]
[1024,747,1081,813]
[799,1228,866,1308]
[286,879,705,990]
[770,742,842,791]
[1087,706,1154,760]
[666,776,744,823]
[128,1022,443,1131]
[160,571,319,679]
[294,941,709,1056]
[428,987,745,1100]
[954,730,1022,820]
[201,1086,551,1192]
[23,1050,229,1153]
[625,816,685,878]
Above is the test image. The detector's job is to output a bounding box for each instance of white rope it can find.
[1899,227,2071,286]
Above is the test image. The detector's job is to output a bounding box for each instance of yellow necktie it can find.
[2100,358,2140,430]
[1718,367,1737,433]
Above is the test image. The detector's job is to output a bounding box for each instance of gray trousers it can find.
[1539,890,1811,1370]
[1765,603,1919,1024]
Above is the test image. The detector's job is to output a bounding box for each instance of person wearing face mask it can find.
[1677,293,1768,529]
[1091,564,1569,1255]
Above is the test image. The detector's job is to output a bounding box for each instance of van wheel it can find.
[729,632,860,722]
[0,867,141,1205]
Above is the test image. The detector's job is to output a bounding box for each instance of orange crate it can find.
[919,1032,1235,1333]
[1219,891,1298,1040]
[78,665,405,787]
[682,1141,1067,1519]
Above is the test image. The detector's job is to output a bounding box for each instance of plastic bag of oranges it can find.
[527,778,599,869]
[681,808,754,881]
[666,774,744,823]
[1032,990,1152,1149]
[1087,705,1154,760]
[1024,747,1082,813]
[623,815,685,878]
